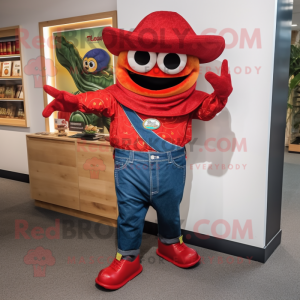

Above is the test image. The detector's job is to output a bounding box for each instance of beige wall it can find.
[291,30,299,44]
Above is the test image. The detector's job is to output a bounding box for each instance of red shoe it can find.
[156,238,201,268]
[95,255,143,290]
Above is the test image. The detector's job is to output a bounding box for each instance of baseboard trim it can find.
[143,221,281,263]
[264,229,282,262]
[288,151,300,154]
[0,169,29,183]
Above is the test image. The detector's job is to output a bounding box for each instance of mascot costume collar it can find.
[106,81,206,116]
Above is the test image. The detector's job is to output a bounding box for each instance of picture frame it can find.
[39,11,118,132]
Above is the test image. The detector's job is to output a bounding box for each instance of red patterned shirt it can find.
[77,89,226,152]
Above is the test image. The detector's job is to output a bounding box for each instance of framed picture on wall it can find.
[39,11,117,133]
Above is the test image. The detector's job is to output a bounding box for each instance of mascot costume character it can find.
[42,11,233,290]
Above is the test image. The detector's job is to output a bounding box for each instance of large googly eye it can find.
[127,51,157,73]
[157,53,187,75]
[89,61,95,68]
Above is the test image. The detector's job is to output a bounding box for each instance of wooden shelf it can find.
[0,25,29,127]
[0,117,26,127]
[0,98,23,101]
[0,77,22,80]
[0,54,20,59]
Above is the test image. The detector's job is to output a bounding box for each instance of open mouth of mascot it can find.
[127,70,189,90]
[116,50,200,97]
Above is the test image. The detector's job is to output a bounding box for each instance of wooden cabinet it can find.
[76,141,117,219]
[27,134,117,226]
[27,137,79,210]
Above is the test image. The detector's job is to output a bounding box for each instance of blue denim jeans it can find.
[114,148,186,256]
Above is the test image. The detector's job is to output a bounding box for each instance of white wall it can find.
[0,0,117,174]
[117,0,278,248]
[0,0,281,249]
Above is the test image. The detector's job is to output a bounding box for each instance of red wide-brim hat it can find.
[103,11,225,64]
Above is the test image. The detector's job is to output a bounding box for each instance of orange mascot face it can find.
[116,51,200,98]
